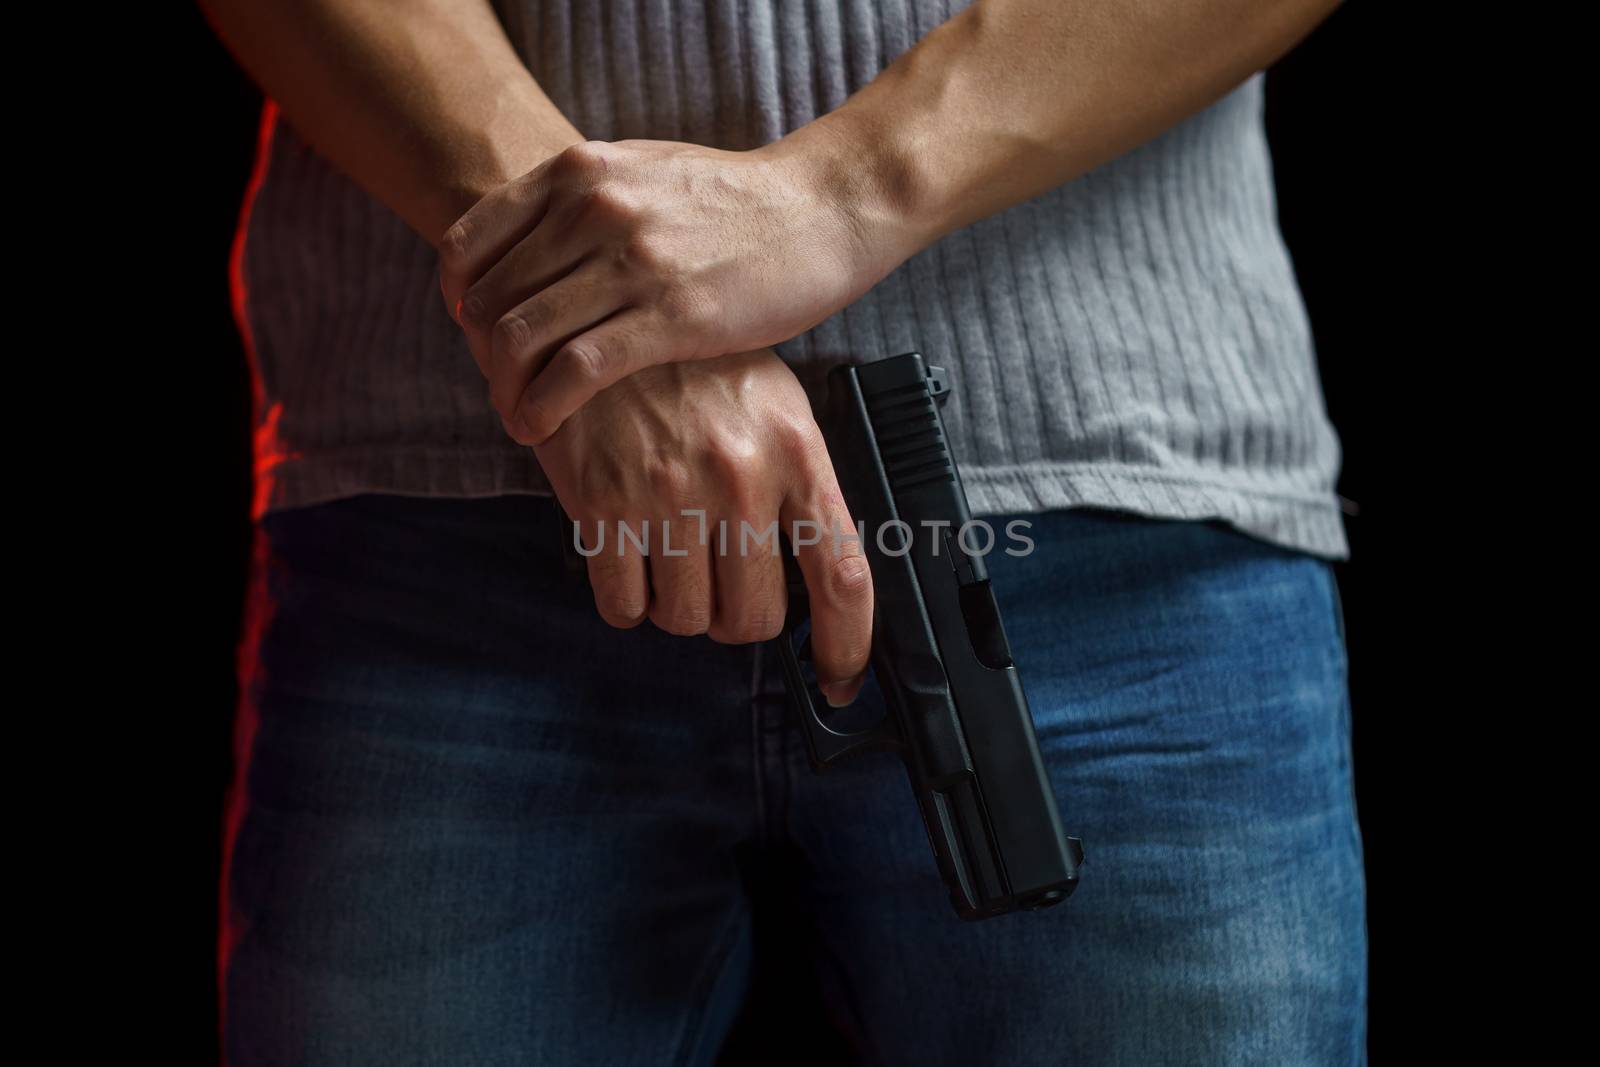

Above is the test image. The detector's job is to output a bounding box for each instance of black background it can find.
[144,2,1454,1060]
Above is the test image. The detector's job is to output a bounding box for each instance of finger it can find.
[437,147,574,310]
[581,512,649,629]
[514,304,699,444]
[453,209,595,354]
[708,509,788,645]
[644,508,715,638]
[477,263,633,436]
[781,454,873,706]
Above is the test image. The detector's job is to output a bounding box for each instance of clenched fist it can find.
[535,349,874,707]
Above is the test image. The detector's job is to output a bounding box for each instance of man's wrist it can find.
[763,109,944,283]
[433,126,585,245]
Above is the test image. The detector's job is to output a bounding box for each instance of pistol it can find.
[776,352,1085,921]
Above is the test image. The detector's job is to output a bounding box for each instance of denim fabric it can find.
[221,495,1366,1065]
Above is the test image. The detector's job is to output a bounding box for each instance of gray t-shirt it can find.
[237,0,1346,558]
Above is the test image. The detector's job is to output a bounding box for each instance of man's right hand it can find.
[534,349,873,708]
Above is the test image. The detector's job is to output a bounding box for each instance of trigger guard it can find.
[776,594,898,771]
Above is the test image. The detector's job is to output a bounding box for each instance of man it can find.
[206,1,1365,1063]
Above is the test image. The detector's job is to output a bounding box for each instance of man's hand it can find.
[536,349,873,707]
[438,137,913,445]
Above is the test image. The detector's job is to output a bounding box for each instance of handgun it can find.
[775,352,1085,921]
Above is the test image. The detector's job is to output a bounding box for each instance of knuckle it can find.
[745,621,784,645]
[518,400,562,445]
[596,591,647,628]
[457,289,490,330]
[559,139,611,173]
[656,599,711,637]
[823,551,872,604]
[740,598,786,643]
[438,220,470,275]
[552,142,607,188]
[616,231,666,273]
[712,623,755,647]
[556,338,610,383]
[488,381,524,426]
[492,311,532,360]
[500,413,537,446]
[779,416,824,459]
[705,436,761,485]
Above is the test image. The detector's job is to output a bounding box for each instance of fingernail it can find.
[821,672,865,708]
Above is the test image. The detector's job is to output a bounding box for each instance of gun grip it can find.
[776,571,900,771]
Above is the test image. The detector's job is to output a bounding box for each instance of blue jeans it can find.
[221,495,1366,1065]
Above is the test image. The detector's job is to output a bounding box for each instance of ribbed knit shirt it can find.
[236,0,1347,559]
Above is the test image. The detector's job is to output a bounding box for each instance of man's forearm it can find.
[785,0,1342,252]
[198,0,582,245]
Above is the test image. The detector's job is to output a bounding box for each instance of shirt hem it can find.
[256,448,1349,561]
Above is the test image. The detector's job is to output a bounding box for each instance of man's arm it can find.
[196,0,582,245]
[798,0,1345,250]
[197,0,875,698]
[439,0,1342,445]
